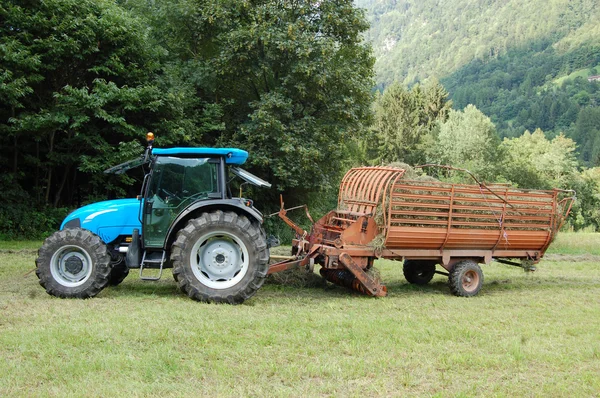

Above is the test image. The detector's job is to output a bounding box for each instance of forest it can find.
[359,0,600,163]
[1,0,600,239]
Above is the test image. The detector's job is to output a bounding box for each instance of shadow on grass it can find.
[101,277,181,299]
[93,269,600,303]
[262,272,600,302]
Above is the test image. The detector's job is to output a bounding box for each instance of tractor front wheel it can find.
[36,228,112,298]
[171,211,269,304]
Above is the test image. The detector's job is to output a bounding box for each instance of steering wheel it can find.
[160,188,180,202]
[186,192,208,202]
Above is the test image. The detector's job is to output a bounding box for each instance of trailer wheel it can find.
[171,211,269,304]
[449,260,483,297]
[403,260,437,285]
[35,228,111,298]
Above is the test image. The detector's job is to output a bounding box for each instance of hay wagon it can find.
[269,166,575,297]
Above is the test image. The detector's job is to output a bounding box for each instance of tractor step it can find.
[139,250,166,281]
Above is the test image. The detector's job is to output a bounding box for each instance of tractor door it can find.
[143,156,220,248]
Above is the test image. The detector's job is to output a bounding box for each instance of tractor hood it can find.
[61,198,142,244]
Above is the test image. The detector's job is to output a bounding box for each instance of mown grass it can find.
[1,234,600,397]
[546,232,600,255]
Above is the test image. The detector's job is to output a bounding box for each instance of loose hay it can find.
[267,267,325,288]
[365,266,382,285]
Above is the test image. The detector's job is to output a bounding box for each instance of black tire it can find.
[448,260,484,297]
[171,211,269,304]
[35,228,111,298]
[107,261,129,286]
[403,260,436,285]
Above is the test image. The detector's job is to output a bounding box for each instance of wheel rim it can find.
[461,269,480,293]
[50,245,93,287]
[190,230,249,290]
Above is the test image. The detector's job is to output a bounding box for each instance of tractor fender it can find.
[163,198,264,250]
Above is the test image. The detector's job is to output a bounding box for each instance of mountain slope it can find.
[356,0,600,87]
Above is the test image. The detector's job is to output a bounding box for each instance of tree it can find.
[432,104,502,181]
[369,79,451,165]
[142,0,375,196]
[573,107,600,166]
[501,129,579,189]
[0,0,225,206]
[0,0,222,238]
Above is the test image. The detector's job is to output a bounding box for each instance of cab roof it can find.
[151,147,248,165]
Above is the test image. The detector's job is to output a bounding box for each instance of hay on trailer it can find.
[388,180,565,232]
[371,163,440,228]
[368,233,386,251]
[338,163,568,247]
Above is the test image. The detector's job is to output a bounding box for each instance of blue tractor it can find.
[36,134,272,303]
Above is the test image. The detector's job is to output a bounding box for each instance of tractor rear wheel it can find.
[403,260,436,285]
[448,260,483,297]
[171,211,269,304]
[36,228,111,298]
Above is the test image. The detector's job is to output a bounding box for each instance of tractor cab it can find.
[116,136,270,278]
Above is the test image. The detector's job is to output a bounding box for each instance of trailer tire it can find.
[403,260,437,285]
[449,260,483,297]
[36,228,111,298]
[171,211,269,304]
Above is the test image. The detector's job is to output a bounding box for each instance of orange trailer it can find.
[269,166,575,297]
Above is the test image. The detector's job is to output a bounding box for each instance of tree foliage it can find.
[356,0,600,87]
[433,105,502,181]
[132,0,375,196]
[0,0,375,238]
[357,0,600,157]
[501,129,579,189]
[368,79,451,165]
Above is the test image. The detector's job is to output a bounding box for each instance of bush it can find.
[0,175,70,240]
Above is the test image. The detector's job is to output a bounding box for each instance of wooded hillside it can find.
[358,0,600,161]
[357,0,600,87]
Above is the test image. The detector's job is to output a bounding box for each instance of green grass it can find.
[0,240,43,250]
[1,234,600,396]
[546,232,600,255]
[552,64,600,86]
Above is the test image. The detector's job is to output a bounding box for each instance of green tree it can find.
[142,0,375,196]
[573,107,600,165]
[432,104,502,181]
[0,0,221,237]
[573,167,600,230]
[369,79,451,165]
[501,129,579,189]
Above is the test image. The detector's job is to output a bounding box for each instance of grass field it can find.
[552,64,600,86]
[1,233,600,396]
